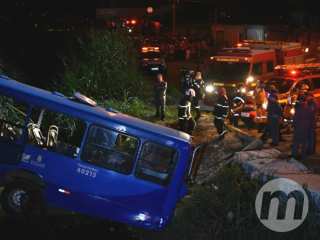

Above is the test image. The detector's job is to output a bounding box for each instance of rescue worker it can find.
[213,87,229,136]
[230,97,244,127]
[263,91,282,146]
[295,83,310,105]
[255,82,268,132]
[306,94,317,155]
[178,88,196,134]
[180,69,194,94]
[291,95,310,160]
[191,71,205,121]
[154,73,167,121]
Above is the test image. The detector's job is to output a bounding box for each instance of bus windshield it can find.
[207,61,250,82]
[265,78,294,94]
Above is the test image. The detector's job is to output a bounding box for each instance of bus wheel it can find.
[0,181,45,219]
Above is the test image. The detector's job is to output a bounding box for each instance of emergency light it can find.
[274,63,320,77]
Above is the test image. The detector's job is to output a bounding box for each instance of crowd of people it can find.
[153,71,318,161]
[153,70,205,135]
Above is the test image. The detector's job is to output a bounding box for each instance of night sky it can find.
[0,0,318,25]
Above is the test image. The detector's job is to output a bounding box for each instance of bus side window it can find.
[252,62,263,76]
[81,125,138,174]
[135,142,177,186]
[0,95,28,142]
[27,108,86,158]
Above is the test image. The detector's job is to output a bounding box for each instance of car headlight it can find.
[205,84,215,93]
[247,90,254,96]
[246,76,254,84]
[240,87,247,94]
[262,102,268,110]
[290,107,295,115]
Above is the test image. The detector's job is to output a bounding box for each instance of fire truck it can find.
[267,63,320,123]
[203,40,305,104]
[202,40,305,128]
[240,63,320,129]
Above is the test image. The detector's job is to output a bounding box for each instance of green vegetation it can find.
[59,29,180,126]
[60,30,146,101]
[100,97,178,126]
[139,164,320,240]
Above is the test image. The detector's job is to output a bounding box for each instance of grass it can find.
[100,97,178,127]
[136,164,320,240]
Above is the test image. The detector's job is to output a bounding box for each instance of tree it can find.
[61,30,146,101]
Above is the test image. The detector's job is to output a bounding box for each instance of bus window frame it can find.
[134,140,179,186]
[80,124,141,175]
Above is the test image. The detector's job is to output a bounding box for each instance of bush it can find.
[60,30,147,101]
[143,164,320,240]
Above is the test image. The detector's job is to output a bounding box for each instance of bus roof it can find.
[0,76,190,143]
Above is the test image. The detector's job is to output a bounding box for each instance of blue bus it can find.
[0,76,199,230]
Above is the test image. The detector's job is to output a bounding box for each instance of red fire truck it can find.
[202,40,305,129]
[203,40,305,103]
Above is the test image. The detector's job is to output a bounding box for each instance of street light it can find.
[146,6,154,14]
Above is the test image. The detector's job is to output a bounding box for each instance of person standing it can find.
[191,71,205,121]
[255,82,268,132]
[154,73,167,121]
[266,92,282,146]
[178,89,196,134]
[180,69,194,94]
[306,94,317,155]
[213,87,229,136]
[292,95,311,160]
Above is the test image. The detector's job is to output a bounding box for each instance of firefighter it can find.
[213,87,229,136]
[180,69,194,94]
[230,96,244,127]
[191,71,205,121]
[291,95,310,160]
[255,82,268,132]
[154,73,167,121]
[178,88,196,134]
[306,94,317,155]
[295,83,310,105]
[263,92,282,146]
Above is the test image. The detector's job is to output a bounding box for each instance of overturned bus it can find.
[0,76,199,230]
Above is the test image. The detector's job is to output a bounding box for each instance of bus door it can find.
[22,107,87,208]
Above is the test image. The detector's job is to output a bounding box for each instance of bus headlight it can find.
[205,84,215,93]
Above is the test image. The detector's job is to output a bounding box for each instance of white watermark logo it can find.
[255,178,309,232]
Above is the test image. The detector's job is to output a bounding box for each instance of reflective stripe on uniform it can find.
[179,105,188,108]
[233,97,245,103]
[216,103,229,108]
[194,106,200,109]
[256,116,267,119]
[214,116,224,120]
